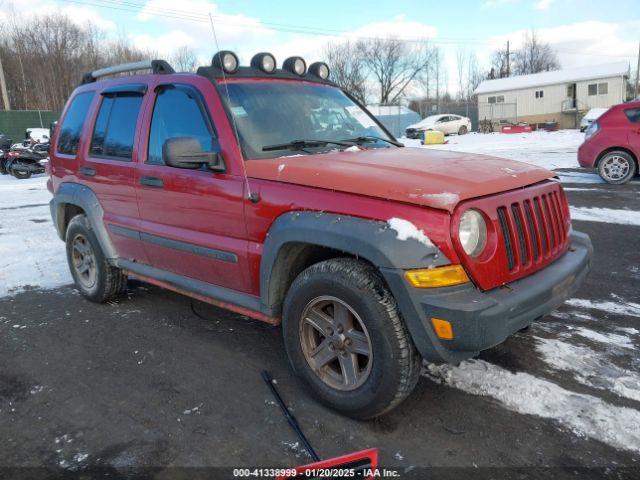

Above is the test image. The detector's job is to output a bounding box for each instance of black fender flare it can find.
[259,211,450,313]
[50,182,118,260]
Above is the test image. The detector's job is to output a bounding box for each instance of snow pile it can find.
[387,218,433,247]
[569,207,640,226]
[403,130,586,171]
[424,360,640,453]
[0,175,70,297]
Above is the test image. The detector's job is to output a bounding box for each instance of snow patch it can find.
[535,337,640,402]
[424,360,640,453]
[277,164,286,173]
[387,218,433,247]
[572,327,636,349]
[565,298,640,318]
[569,207,640,226]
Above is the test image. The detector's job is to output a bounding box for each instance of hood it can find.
[245,147,555,213]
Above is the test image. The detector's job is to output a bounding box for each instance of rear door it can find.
[135,81,249,293]
[80,84,147,262]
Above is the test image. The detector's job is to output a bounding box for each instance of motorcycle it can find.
[0,134,12,175]
[5,142,49,179]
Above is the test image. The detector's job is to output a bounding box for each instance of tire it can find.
[597,151,637,184]
[282,258,421,419]
[65,214,127,303]
[11,167,31,179]
[458,125,468,135]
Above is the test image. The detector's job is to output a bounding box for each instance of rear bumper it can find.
[577,140,599,168]
[382,231,592,363]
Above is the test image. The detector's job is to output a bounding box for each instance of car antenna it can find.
[208,12,259,204]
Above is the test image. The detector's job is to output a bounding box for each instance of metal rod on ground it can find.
[261,370,321,463]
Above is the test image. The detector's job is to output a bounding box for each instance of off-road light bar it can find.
[283,56,306,76]
[309,62,330,80]
[251,52,277,74]
[212,50,239,74]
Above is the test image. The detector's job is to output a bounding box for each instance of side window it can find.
[535,90,544,99]
[57,92,94,155]
[588,84,597,96]
[598,82,608,95]
[488,96,496,104]
[496,96,505,103]
[147,85,216,165]
[90,94,143,161]
[624,108,640,123]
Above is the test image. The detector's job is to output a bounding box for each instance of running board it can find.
[117,259,280,325]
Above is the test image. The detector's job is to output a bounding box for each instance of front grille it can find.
[497,189,568,271]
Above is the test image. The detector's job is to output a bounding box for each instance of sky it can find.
[2,0,639,97]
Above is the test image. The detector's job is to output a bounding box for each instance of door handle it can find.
[140,176,164,188]
[79,166,96,177]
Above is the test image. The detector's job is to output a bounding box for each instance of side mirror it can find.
[163,137,226,172]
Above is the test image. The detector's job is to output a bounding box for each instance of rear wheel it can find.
[458,125,468,135]
[65,214,127,302]
[598,151,636,184]
[282,258,421,419]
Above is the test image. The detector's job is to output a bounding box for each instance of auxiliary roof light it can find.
[283,56,307,76]
[251,52,277,74]
[309,61,330,80]
[212,51,239,74]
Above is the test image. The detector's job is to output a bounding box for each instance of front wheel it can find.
[282,258,421,419]
[65,214,128,302]
[458,125,468,135]
[598,151,637,184]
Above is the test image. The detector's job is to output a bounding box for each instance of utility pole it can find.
[0,50,10,111]
[506,41,510,77]
[634,41,640,100]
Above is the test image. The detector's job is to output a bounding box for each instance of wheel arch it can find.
[260,211,450,316]
[51,182,118,260]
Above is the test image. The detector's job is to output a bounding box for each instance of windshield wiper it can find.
[340,135,403,147]
[262,139,355,152]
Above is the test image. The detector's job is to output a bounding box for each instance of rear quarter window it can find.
[624,108,640,123]
[57,92,94,155]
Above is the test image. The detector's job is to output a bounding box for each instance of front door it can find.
[135,83,249,293]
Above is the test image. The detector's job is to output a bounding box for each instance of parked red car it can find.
[578,101,640,184]
[48,52,592,418]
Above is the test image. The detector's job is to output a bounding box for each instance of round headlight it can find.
[309,62,330,80]
[212,50,239,74]
[251,52,277,73]
[283,56,306,76]
[459,209,487,257]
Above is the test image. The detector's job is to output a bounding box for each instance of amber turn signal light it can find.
[431,318,454,340]
[404,265,470,288]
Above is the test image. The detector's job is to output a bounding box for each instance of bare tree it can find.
[170,45,198,73]
[323,40,367,103]
[0,13,157,111]
[512,29,560,75]
[358,37,435,105]
[489,47,510,79]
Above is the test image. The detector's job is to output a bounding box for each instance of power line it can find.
[60,0,637,60]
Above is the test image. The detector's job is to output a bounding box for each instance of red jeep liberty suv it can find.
[48,52,592,418]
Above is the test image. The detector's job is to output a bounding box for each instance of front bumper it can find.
[381,231,593,363]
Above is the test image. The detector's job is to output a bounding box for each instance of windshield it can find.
[223,81,395,159]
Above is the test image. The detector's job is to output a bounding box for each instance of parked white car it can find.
[406,114,472,138]
[580,108,607,132]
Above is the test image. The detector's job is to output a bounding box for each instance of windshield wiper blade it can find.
[340,135,403,147]
[262,139,355,152]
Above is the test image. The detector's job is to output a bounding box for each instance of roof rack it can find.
[81,59,175,85]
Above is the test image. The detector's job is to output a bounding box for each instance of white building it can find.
[474,62,629,129]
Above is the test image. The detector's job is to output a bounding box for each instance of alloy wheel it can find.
[71,234,97,289]
[601,155,630,182]
[299,295,373,391]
